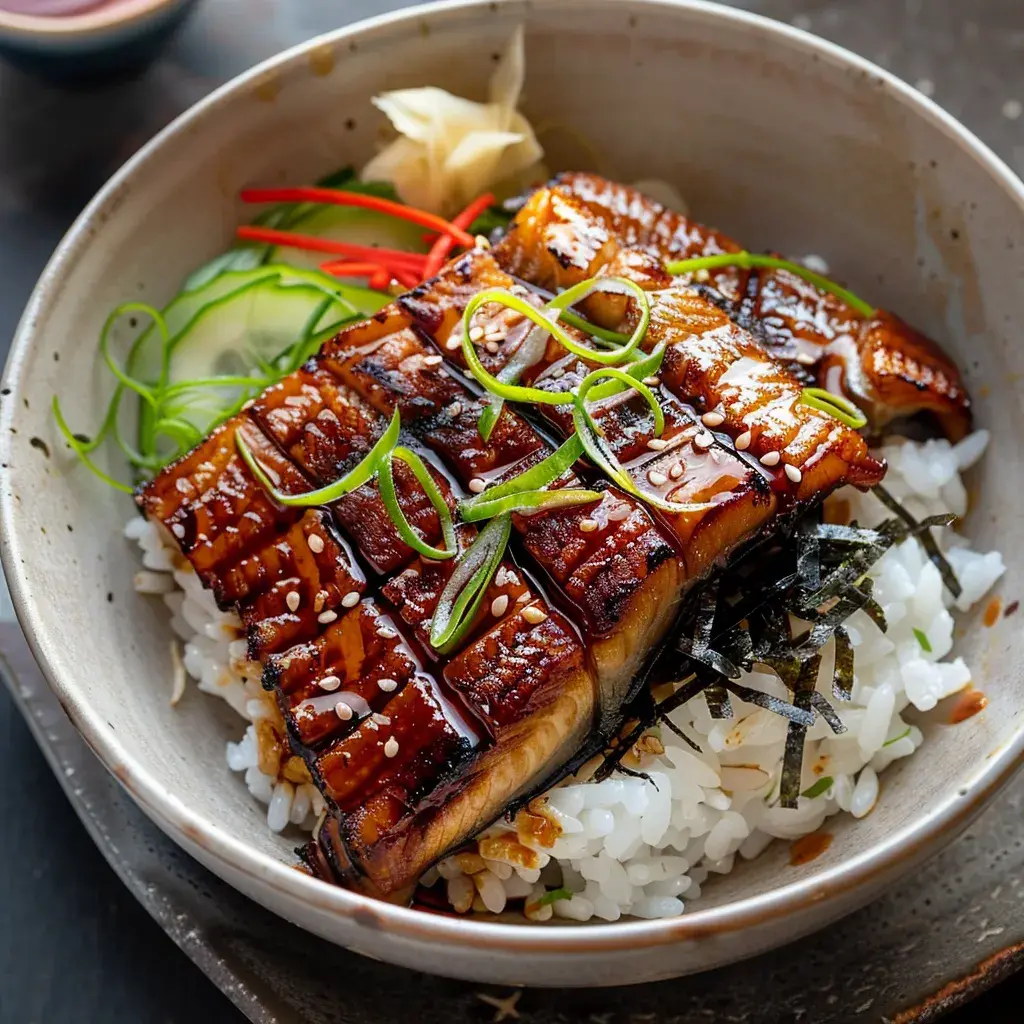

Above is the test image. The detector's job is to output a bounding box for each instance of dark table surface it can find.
[1,1,1022,1021]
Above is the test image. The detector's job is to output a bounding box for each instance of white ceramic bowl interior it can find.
[3,0,1023,987]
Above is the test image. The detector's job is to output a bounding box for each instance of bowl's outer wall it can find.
[2,0,1023,986]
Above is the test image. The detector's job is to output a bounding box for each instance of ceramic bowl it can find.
[0,0,198,80]
[2,0,1023,988]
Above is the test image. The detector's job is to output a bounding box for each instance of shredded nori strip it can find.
[810,691,847,734]
[579,494,955,804]
[780,655,821,808]
[659,713,702,752]
[722,680,814,726]
[832,625,854,700]
[704,680,734,719]
[872,484,961,598]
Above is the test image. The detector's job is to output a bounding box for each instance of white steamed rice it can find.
[129,431,1003,921]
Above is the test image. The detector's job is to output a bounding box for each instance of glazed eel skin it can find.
[137,241,883,901]
[498,173,972,441]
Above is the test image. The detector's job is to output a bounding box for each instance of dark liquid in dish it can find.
[0,0,125,15]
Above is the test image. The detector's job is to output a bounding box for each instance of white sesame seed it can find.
[491,594,509,617]
[371,713,391,725]
[475,234,491,249]
[522,606,548,625]
[376,625,398,639]
[446,401,462,417]
[468,478,486,494]
[469,325,485,343]
[313,592,326,613]
[643,375,661,387]
[335,700,353,721]
[785,463,803,484]
[485,341,500,353]
[384,736,400,758]
[580,518,599,533]
[171,523,185,539]
[735,430,752,450]
[694,268,711,283]
[308,534,325,554]
[647,470,668,486]
[701,410,726,427]
[341,590,360,608]
[318,610,338,624]
[175,478,191,494]
[484,329,506,343]
[319,675,341,692]
[669,462,684,480]
[378,677,398,692]
[795,352,816,365]
[285,590,301,612]
[693,431,714,449]
[423,354,443,367]
[646,438,669,451]
[445,336,461,351]
[760,450,781,467]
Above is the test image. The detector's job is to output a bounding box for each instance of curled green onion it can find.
[572,369,712,515]
[663,252,874,319]
[798,387,868,429]
[462,290,576,409]
[585,345,666,403]
[544,276,651,364]
[429,513,512,654]
[461,435,583,512]
[236,406,400,506]
[558,309,632,345]
[52,394,133,493]
[378,446,456,560]
[460,487,601,522]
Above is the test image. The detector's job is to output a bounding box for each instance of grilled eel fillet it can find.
[496,173,971,441]
[137,243,883,902]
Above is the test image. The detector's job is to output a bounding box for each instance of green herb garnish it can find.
[913,627,933,653]
[801,776,834,800]
[533,887,572,907]
[664,251,874,319]
[429,513,512,654]
[883,727,912,747]
[798,387,868,430]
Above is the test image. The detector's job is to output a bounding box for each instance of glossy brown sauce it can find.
[949,687,988,724]
[983,597,1002,627]
[789,831,833,866]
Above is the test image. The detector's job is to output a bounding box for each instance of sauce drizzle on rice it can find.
[789,831,833,866]
[949,687,988,724]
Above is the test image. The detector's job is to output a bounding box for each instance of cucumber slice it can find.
[264,204,429,271]
[129,266,389,384]
[156,279,358,435]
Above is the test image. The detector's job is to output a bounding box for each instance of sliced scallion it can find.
[544,276,651,364]
[236,406,400,506]
[378,446,456,559]
[664,252,874,319]
[798,387,868,430]
[460,435,583,512]
[572,368,712,515]
[429,513,512,654]
[459,486,601,522]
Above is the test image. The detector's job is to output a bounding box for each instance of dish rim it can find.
[3,0,1024,956]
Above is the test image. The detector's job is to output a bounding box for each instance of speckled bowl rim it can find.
[3,0,1024,958]
[0,0,182,39]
